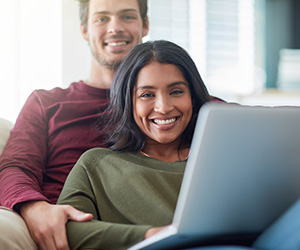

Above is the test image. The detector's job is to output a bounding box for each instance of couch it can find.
[0,118,13,155]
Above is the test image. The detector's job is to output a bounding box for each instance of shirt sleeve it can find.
[57,156,151,250]
[0,91,49,210]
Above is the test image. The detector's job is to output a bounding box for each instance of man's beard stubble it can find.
[91,48,122,72]
[89,33,143,72]
[89,33,132,71]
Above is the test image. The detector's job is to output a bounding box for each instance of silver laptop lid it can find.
[173,103,300,236]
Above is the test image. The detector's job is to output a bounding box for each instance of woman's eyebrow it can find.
[136,81,188,91]
[136,85,155,91]
[168,81,188,87]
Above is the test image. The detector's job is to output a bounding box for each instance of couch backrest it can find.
[0,118,14,155]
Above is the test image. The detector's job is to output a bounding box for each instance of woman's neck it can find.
[140,144,190,162]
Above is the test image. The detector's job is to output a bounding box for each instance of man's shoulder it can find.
[32,81,109,105]
[210,95,226,103]
[33,81,81,99]
[30,81,106,108]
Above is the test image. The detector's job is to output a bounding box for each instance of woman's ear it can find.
[80,23,89,42]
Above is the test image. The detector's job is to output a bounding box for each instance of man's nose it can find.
[107,17,125,34]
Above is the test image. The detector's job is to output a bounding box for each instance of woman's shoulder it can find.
[78,148,186,173]
[80,147,116,161]
[75,148,141,179]
[79,147,133,166]
[73,148,116,174]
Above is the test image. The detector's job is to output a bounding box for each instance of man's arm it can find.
[0,91,49,209]
[0,91,92,250]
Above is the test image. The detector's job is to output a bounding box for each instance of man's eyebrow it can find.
[93,9,139,16]
[119,9,139,14]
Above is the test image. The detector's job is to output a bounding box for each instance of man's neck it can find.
[85,60,115,89]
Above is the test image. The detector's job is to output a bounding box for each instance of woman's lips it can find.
[152,117,177,125]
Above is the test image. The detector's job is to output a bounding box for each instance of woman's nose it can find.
[153,96,173,114]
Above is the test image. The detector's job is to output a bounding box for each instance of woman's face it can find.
[133,61,193,146]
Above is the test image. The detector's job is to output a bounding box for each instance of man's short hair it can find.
[77,0,148,31]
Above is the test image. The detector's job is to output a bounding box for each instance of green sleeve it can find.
[57,156,151,250]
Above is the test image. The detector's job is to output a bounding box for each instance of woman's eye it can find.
[171,89,184,95]
[140,93,154,98]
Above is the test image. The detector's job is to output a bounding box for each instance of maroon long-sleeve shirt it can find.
[0,81,110,210]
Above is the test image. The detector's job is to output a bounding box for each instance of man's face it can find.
[82,0,149,70]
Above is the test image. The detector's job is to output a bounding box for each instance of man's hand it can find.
[20,201,93,250]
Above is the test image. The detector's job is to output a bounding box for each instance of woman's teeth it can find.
[153,118,176,125]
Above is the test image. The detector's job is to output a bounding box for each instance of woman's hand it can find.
[20,201,93,250]
[144,225,170,239]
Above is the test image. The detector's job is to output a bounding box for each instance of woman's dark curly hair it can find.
[104,40,211,152]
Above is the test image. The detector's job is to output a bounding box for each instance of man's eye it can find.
[122,15,137,21]
[97,17,108,22]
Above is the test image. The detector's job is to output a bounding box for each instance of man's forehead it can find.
[89,0,140,14]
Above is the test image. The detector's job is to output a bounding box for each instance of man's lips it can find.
[105,41,129,47]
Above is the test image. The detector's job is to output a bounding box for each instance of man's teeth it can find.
[107,42,127,46]
[153,118,176,125]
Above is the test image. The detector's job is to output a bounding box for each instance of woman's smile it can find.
[152,117,177,125]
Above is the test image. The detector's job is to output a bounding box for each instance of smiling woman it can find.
[106,40,211,156]
[57,40,211,250]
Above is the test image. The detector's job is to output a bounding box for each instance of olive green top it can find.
[57,148,186,250]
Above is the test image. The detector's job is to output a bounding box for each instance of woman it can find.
[57,40,211,250]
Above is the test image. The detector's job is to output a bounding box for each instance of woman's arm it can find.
[57,154,152,250]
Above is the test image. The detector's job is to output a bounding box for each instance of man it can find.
[0,0,149,249]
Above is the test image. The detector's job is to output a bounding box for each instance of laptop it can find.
[128,103,300,250]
